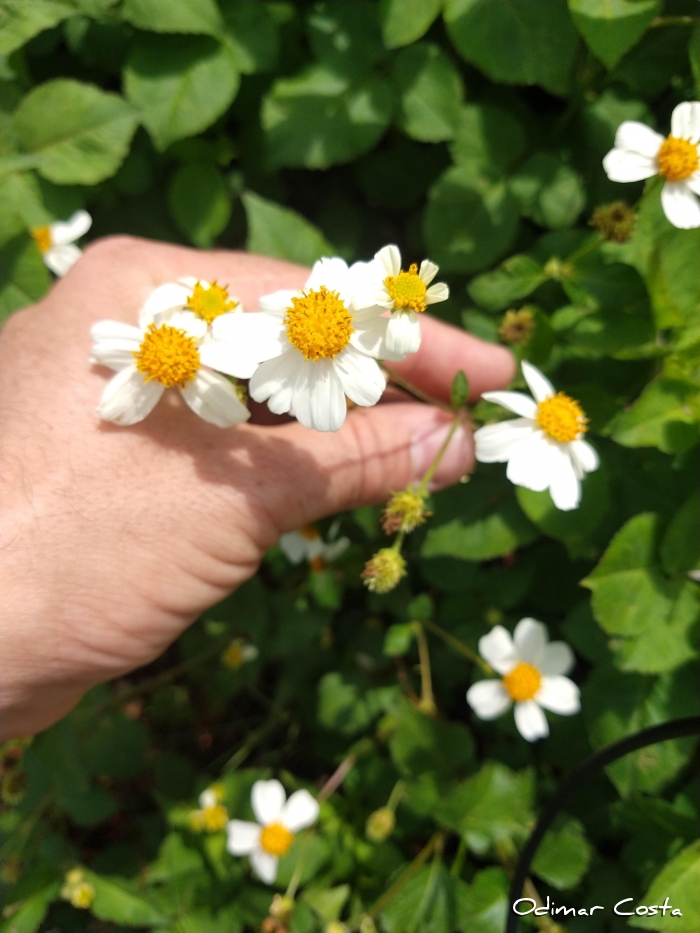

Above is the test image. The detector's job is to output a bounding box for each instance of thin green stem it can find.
[417,415,461,495]
[391,529,406,553]
[367,832,445,919]
[566,236,602,265]
[285,832,311,900]
[414,623,436,716]
[450,837,467,879]
[382,367,452,413]
[422,619,492,675]
[386,780,405,813]
[650,14,697,27]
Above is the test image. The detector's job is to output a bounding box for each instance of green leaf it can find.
[630,840,700,933]
[121,0,223,37]
[58,783,118,826]
[444,0,578,96]
[82,713,148,782]
[468,254,547,312]
[660,491,700,575]
[82,870,169,927]
[383,622,416,657]
[449,102,527,180]
[0,882,59,933]
[394,42,463,143]
[242,190,333,267]
[607,377,699,455]
[435,763,534,853]
[307,2,385,81]
[509,153,585,230]
[456,868,509,933]
[389,698,474,782]
[168,162,231,248]
[13,79,138,185]
[317,672,378,736]
[221,1,280,74]
[381,864,471,933]
[302,885,350,924]
[568,0,660,70]
[424,165,519,274]
[0,235,51,321]
[532,817,592,890]
[124,35,240,151]
[380,0,443,49]
[451,370,469,409]
[261,66,394,169]
[0,0,75,56]
[148,832,205,882]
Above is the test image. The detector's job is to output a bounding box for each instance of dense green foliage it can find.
[1,1,699,932]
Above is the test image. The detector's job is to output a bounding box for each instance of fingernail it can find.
[410,418,472,491]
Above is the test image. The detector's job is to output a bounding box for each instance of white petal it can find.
[226,820,261,856]
[548,447,582,510]
[250,849,278,885]
[43,244,82,276]
[49,209,92,246]
[603,148,657,183]
[419,258,438,285]
[213,311,287,364]
[292,359,346,432]
[350,316,404,362]
[385,310,422,356]
[251,780,286,826]
[249,350,301,415]
[615,121,664,158]
[91,320,143,344]
[514,700,549,741]
[478,625,518,675]
[661,181,700,229]
[536,676,581,716]
[375,244,401,278]
[90,331,141,371]
[474,419,536,463]
[540,642,575,677]
[569,439,599,475]
[165,311,208,341]
[686,170,700,196]
[259,290,298,315]
[280,790,319,832]
[334,346,386,407]
[199,339,258,380]
[180,370,250,427]
[97,365,164,426]
[480,391,537,419]
[521,361,555,403]
[513,618,548,666]
[200,789,218,809]
[279,532,308,564]
[425,282,449,304]
[466,680,512,720]
[349,259,384,310]
[506,435,554,492]
[671,102,700,143]
[306,257,352,304]
[139,282,191,326]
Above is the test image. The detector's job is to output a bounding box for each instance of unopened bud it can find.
[362,549,406,594]
[359,915,378,933]
[590,201,635,243]
[382,487,429,534]
[499,308,535,346]
[270,894,295,922]
[365,807,396,843]
[544,257,572,281]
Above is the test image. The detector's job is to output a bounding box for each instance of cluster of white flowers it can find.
[89,246,448,432]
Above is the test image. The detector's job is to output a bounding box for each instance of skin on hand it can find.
[0,237,515,739]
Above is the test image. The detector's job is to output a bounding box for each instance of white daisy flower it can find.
[279,523,350,571]
[222,638,259,670]
[603,101,700,229]
[90,297,254,428]
[212,258,396,433]
[466,618,580,742]
[474,361,599,511]
[227,779,319,885]
[139,277,242,332]
[189,785,228,832]
[352,245,449,356]
[31,210,92,276]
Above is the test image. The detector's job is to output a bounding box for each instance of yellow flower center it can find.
[384,264,427,312]
[223,640,245,669]
[657,135,699,182]
[503,662,541,702]
[133,323,200,388]
[187,281,238,324]
[260,822,295,857]
[299,524,320,541]
[201,803,228,832]
[32,225,52,254]
[536,392,587,443]
[285,287,354,361]
[70,882,95,910]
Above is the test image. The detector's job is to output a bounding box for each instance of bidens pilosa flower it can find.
[603,101,700,228]
[361,548,407,594]
[32,210,92,276]
[474,361,598,511]
[279,524,350,571]
[60,869,95,910]
[353,245,449,356]
[467,618,580,742]
[227,779,319,884]
[215,258,395,432]
[222,638,259,670]
[189,785,228,832]
[90,299,251,427]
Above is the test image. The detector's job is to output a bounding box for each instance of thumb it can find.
[249,402,472,534]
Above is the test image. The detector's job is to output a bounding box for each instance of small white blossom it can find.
[603,101,700,229]
[227,779,319,884]
[467,618,580,742]
[32,210,92,276]
[474,361,599,511]
[279,523,349,570]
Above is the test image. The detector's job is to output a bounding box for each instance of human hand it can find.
[0,237,514,739]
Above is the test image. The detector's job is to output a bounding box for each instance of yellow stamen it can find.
[260,822,294,856]
[201,803,228,832]
[285,287,354,361]
[503,662,541,702]
[384,263,427,313]
[187,281,238,324]
[32,226,52,254]
[536,392,587,443]
[657,135,699,182]
[299,524,321,541]
[133,323,200,388]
